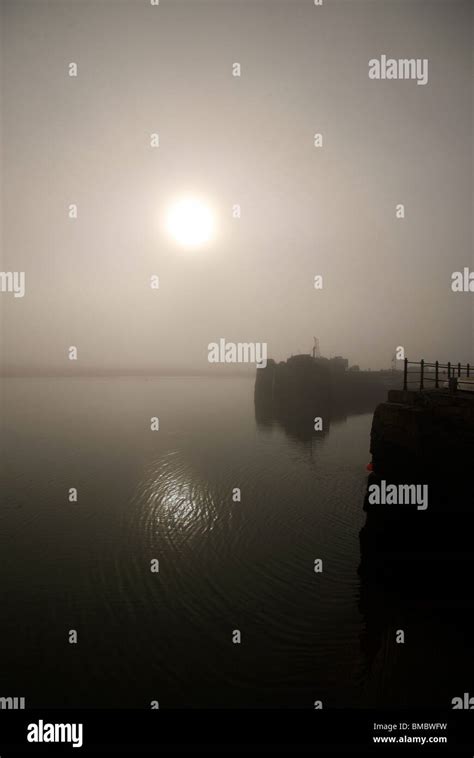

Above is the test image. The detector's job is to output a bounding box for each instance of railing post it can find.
[435,360,439,388]
[458,362,461,377]
[468,363,470,378]
[403,358,408,391]
[448,361,451,379]
[420,359,424,390]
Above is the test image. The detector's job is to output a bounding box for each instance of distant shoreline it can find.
[0,371,257,379]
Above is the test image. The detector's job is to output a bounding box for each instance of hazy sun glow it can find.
[165,197,215,248]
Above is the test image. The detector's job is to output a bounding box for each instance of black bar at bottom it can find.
[0,709,473,754]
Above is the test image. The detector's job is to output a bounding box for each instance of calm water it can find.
[0,377,471,708]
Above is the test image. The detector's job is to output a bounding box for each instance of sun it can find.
[165,196,216,248]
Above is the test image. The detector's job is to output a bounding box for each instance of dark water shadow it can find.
[254,390,385,444]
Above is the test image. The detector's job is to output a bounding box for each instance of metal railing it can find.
[403,359,472,391]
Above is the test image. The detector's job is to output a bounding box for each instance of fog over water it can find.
[1,0,473,375]
[1,1,474,719]
[2,376,472,708]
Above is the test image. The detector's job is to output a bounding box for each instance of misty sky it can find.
[1,0,472,374]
